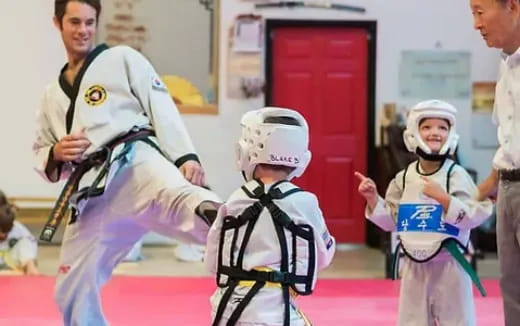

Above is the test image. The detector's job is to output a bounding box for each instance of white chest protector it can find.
[397,159,463,261]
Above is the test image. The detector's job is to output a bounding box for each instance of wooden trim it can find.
[178,104,219,115]
[212,0,220,105]
[9,197,56,203]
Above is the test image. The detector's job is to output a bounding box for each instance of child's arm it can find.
[22,259,40,276]
[477,168,498,201]
[303,194,335,270]
[204,204,227,275]
[441,167,494,230]
[355,171,402,232]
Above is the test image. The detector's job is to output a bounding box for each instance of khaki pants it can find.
[497,179,520,326]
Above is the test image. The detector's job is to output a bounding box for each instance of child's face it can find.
[419,118,450,153]
[0,232,7,241]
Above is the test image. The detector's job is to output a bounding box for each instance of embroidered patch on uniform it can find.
[152,76,168,93]
[454,209,467,224]
[58,265,71,274]
[322,230,333,250]
[84,85,107,106]
[322,230,330,241]
[8,238,18,249]
[326,238,334,250]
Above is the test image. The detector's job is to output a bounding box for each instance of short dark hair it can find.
[0,204,15,234]
[55,0,101,26]
[264,116,301,126]
[0,191,7,206]
[418,117,451,128]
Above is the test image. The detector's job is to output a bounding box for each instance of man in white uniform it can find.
[356,100,492,326]
[470,1,520,324]
[32,1,220,325]
[205,107,335,326]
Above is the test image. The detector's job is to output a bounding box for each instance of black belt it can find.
[39,129,155,242]
[499,169,520,181]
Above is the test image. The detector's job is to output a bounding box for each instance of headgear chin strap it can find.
[416,147,448,162]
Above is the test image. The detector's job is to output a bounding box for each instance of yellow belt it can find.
[238,267,298,296]
[238,267,284,288]
[236,267,312,326]
[0,250,17,270]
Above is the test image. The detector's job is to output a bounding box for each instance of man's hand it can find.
[477,169,499,202]
[354,171,378,210]
[179,160,206,186]
[53,130,91,162]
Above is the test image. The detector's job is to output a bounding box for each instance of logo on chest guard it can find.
[84,85,107,106]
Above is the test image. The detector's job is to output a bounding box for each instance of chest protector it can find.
[213,180,316,326]
[397,160,462,261]
[393,159,486,296]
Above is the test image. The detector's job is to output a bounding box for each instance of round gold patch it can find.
[84,85,107,106]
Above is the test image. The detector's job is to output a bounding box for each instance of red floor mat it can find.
[0,277,503,325]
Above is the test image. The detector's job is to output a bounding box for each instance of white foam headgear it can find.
[403,99,459,156]
[236,107,311,181]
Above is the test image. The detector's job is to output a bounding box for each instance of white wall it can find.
[0,0,502,202]
[0,2,65,198]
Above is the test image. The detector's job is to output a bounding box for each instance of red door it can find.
[270,27,368,243]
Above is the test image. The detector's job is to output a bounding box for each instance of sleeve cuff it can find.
[174,153,200,168]
[365,196,397,232]
[444,196,468,225]
[44,146,63,182]
[365,196,386,218]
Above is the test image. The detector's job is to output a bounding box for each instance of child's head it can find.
[418,117,450,154]
[403,100,459,161]
[236,107,311,181]
[0,204,15,241]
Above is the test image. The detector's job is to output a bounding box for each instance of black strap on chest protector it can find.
[212,180,316,326]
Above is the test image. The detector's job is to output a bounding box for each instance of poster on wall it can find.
[399,51,471,100]
[472,82,498,148]
[227,14,265,99]
[472,82,495,113]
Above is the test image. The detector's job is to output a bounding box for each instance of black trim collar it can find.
[415,159,447,176]
[58,44,109,99]
[415,147,448,162]
[59,44,109,134]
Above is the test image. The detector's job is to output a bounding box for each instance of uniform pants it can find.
[54,142,220,326]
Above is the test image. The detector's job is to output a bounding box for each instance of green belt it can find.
[444,239,486,297]
[392,238,486,297]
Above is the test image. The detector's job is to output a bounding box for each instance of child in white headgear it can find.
[356,100,493,326]
[205,107,335,326]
